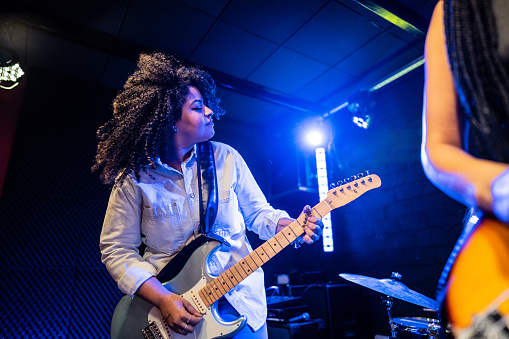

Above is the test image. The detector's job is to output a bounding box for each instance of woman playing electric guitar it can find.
[92,53,323,339]
[422,0,509,337]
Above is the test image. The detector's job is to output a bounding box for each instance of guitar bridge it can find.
[459,310,509,339]
[142,321,166,339]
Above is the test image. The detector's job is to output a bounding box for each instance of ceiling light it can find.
[348,90,375,129]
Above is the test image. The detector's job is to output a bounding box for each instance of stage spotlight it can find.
[348,90,375,129]
[0,23,25,90]
[306,129,324,147]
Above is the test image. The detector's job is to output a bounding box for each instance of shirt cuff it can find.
[118,262,157,296]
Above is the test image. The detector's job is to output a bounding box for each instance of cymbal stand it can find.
[383,296,398,338]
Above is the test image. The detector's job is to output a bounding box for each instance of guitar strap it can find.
[196,141,218,235]
[436,208,483,304]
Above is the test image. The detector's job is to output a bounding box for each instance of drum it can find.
[393,317,440,338]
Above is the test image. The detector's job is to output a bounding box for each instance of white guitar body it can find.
[110,239,246,339]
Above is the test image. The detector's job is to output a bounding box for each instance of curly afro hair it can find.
[92,52,225,185]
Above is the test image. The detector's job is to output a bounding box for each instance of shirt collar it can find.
[154,145,198,172]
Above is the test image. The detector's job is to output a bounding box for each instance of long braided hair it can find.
[92,52,225,185]
[444,0,509,163]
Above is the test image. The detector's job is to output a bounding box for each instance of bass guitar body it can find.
[110,238,246,339]
[446,216,509,337]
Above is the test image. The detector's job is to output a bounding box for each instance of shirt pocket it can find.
[141,197,185,253]
[212,188,241,238]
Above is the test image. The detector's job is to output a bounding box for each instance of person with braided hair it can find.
[93,52,323,338]
[422,0,509,335]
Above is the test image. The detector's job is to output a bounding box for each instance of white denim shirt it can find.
[100,141,290,331]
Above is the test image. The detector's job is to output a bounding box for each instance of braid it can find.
[444,0,509,162]
[92,53,225,185]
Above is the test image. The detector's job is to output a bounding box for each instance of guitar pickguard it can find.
[111,239,246,339]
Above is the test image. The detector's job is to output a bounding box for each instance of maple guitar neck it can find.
[197,174,381,308]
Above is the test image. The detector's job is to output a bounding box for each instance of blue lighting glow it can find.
[306,130,324,147]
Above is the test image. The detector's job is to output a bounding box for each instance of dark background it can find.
[0,1,468,338]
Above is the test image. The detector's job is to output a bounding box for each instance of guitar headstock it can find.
[326,173,381,210]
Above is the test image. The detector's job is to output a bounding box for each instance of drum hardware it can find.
[339,272,441,338]
[393,317,440,338]
[383,295,397,338]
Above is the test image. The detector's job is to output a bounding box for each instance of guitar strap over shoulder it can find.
[197,141,218,235]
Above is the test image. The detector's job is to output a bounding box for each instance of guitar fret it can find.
[281,227,299,243]
[245,254,260,271]
[251,249,266,266]
[289,223,304,237]
[199,289,212,307]
[270,238,283,254]
[215,276,229,295]
[312,206,324,219]
[260,241,277,257]
[233,264,248,281]
[275,232,290,247]
[207,282,221,301]
[254,246,270,264]
[238,259,252,276]
[248,253,259,268]
[218,274,234,291]
[225,268,240,285]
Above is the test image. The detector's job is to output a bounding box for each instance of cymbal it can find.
[339,273,439,311]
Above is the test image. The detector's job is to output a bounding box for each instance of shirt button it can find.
[190,193,195,198]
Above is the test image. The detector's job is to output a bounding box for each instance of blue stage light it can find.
[306,130,324,147]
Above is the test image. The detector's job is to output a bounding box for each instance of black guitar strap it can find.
[197,141,218,235]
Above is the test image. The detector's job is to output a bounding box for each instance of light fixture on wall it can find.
[348,90,375,129]
[0,23,24,90]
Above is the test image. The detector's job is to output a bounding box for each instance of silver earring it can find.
[172,126,177,132]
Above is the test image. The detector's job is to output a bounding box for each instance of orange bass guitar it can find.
[446,216,509,337]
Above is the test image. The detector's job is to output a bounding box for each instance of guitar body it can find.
[110,238,246,339]
[446,216,509,334]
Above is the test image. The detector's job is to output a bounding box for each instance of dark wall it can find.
[0,65,466,338]
[0,68,119,338]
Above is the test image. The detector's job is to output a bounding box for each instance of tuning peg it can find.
[363,170,370,176]
[357,172,364,178]
[330,183,336,188]
[350,175,357,181]
[337,180,343,186]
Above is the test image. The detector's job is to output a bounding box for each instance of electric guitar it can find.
[110,173,382,339]
[446,215,509,338]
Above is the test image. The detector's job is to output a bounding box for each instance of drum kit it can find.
[339,272,443,339]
